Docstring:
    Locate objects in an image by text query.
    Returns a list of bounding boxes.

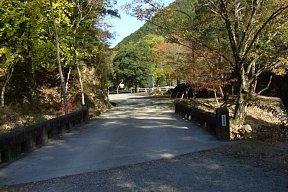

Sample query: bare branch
[240,3,288,64]
[256,60,282,77]
[174,9,192,20]
[239,0,259,51]
[257,74,273,95]
[217,0,241,66]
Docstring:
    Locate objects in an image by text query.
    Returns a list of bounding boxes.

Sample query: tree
[113,41,152,90]
[1,0,67,108]
[126,0,288,127]
[38,0,116,112]
[203,0,288,126]
[143,34,169,87]
[0,0,116,113]
[48,0,69,114]
[0,0,44,107]
[66,0,117,105]
[0,49,15,108]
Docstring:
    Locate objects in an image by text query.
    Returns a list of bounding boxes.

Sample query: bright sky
[108,0,175,47]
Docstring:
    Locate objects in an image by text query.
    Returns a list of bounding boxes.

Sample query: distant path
[0,93,225,186]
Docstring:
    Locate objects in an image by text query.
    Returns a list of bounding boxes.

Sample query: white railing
[137,86,174,93]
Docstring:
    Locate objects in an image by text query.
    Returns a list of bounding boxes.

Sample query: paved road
[0,93,226,186]
[4,148,288,192]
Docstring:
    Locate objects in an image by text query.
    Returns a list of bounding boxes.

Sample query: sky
[107,0,175,47]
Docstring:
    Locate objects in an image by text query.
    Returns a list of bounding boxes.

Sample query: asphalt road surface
[0,93,226,186]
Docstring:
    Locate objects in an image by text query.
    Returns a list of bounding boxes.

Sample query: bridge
[0,93,225,186]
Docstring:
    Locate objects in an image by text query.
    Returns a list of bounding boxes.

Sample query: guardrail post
[215,107,230,140]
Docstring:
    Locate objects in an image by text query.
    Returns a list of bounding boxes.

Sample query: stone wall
[0,107,89,167]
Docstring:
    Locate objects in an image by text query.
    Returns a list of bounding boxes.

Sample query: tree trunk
[76,60,85,105]
[27,61,39,107]
[233,85,248,127]
[213,88,220,107]
[1,85,6,108]
[65,67,72,93]
[1,67,14,107]
[49,0,68,115]
[71,0,85,106]
[116,80,123,94]
[257,75,273,95]
[71,46,85,106]
[219,86,224,98]
[234,62,258,127]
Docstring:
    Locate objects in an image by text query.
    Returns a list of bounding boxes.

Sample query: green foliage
[113,40,153,88]
[113,33,172,89]
[124,0,288,126]
[0,0,117,108]
[118,22,158,47]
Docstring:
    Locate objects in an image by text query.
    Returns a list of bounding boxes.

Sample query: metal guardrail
[108,87,174,94]
[138,86,174,93]
[0,107,89,167]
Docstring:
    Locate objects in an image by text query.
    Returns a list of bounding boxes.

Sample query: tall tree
[48,0,69,114]
[126,0,288,127]
[0,0,42,107]
[58,0,118,106]
[0,0,116,113]
[113,41,152,90]
[203,0,288,126]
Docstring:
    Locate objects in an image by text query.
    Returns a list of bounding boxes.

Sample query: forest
[113,0,288,139]
[0,0,118,133]
[1,0,288,140]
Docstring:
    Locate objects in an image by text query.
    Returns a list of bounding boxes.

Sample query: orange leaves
[154,43,166,51]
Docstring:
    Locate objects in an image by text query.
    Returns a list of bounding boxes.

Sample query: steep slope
[116,0,190,47]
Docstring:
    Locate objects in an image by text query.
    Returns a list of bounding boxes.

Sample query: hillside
[117,22,157,47]
[0,0,115,134]
[115,0,288,110]
[116,0,197,47]
[112,0,288,141]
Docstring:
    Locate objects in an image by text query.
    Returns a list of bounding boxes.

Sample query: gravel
[2,142,288,192]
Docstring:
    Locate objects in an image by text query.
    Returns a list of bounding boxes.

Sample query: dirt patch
[215,140,288,174]
[0,105,58,136]
[0,98,109,137]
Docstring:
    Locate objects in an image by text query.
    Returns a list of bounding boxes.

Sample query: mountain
[115,22,157,47]
[115,0,193,48]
